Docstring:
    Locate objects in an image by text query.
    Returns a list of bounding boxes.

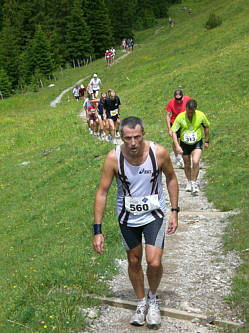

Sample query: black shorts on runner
[180,139,203,155]
[119,218,165,251]
[93,89,99,94]
[89,114,97,121]
[170,122,180,138]
[106,112,119,122]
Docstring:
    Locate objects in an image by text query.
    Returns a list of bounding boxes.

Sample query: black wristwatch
[171,207,180,213]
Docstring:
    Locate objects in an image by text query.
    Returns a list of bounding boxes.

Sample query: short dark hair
[186,99,197,110]
[120,117,144,135]
[174,89,183,98]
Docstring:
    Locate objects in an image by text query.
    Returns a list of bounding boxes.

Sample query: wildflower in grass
[13,285,17,288]
[43,324,47,328]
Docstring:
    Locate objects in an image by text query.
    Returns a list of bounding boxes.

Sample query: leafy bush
[205,12,222,29]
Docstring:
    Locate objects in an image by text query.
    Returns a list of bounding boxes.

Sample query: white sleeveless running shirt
[115,142,166,227]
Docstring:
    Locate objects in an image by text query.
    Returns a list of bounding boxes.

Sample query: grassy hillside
[0,0,248,331]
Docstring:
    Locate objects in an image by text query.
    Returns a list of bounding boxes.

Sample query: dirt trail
[81,142,242,332]
[50,51,130,108]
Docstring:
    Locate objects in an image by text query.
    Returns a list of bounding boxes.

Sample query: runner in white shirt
[90,74,103,98]
[93,116,179,329]
[110,47,116,63]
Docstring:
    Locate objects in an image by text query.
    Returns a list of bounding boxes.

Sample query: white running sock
[138,297,146,306]
[148,290,157,299]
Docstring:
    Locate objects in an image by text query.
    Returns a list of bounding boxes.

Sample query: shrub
[205,12,222,29]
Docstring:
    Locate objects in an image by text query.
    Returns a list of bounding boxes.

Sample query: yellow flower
[44,325,47,328]
[13,285,17,288]
[49,315,53,319]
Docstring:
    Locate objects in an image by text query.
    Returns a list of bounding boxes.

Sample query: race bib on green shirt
[184,131,198,144]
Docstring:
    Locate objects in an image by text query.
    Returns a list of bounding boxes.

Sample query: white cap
[93,73,97,78]
[80,84,84,88]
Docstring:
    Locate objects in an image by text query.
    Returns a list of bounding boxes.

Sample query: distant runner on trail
[93,117,179,329]
[103,90,121,145]
[72,84,80,101]
[90,73,103,98]
[171,99,210,195]
[166,90,191,168]
[105,49,112,67]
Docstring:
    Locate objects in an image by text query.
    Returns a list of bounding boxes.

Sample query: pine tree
[30,25,54,77]
[0,19,20,88]
[45,0,73,66]
[0,68,12,98]
[65,0,93,64]
[136,0,156,29]
[105,0,135,43]
[86,0,114,58]
[153,0,169,18]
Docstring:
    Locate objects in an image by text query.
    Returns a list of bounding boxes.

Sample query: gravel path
[81,148,242,332]
[49,51,130,107]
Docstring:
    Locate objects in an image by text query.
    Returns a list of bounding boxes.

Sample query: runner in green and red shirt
[171,99,210,195]
[166,90,191,168]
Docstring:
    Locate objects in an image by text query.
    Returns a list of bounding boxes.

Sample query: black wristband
[205,140,209,143]
[171,207,180,213]
[93,224,102,235]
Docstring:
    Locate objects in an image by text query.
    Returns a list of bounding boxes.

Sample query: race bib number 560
[125,195,160,215]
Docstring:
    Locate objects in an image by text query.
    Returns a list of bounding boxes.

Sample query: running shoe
[112,138,118,145]
[146,294,161,329]
[185,181,192,192]
[115,131,120,138]
[176,156,184,168]
[89,129,93,135]
[130,303,147,326]
[191,181,199,195]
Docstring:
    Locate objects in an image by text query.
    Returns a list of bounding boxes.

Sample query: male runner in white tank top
[93,117,179,329]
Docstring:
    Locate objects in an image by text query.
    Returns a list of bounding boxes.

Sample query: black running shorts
[119,218,165,251]
[180,139,203,155]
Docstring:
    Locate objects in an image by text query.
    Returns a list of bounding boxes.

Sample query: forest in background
[0,0,181,97]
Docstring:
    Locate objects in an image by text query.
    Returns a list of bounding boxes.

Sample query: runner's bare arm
[93,150,117,254]
[166,112,172,134]
[172,132,183,154]
[156,145,179,235]
[204,127,209,150]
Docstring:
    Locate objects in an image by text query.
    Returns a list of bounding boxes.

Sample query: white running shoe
[115,131,120,138]
[191,181,199,196]
[176,156,184,168]
[89,129,93,135]
[93,131,97,136]
[112,138,118,145]
[105,135,109,142]
[130,303,147,326]
[146,295,161,329]
[185,181,192,192]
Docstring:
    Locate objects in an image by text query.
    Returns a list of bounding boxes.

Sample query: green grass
[0,0,249,331]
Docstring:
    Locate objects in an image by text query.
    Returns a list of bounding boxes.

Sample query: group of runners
[121,38,134,52]
[105,47,116,66]
[81,74,121,145]
[92,87,210,329]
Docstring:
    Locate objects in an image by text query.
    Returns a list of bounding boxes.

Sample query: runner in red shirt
[105,49,112,67]
[166,90,191,167]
